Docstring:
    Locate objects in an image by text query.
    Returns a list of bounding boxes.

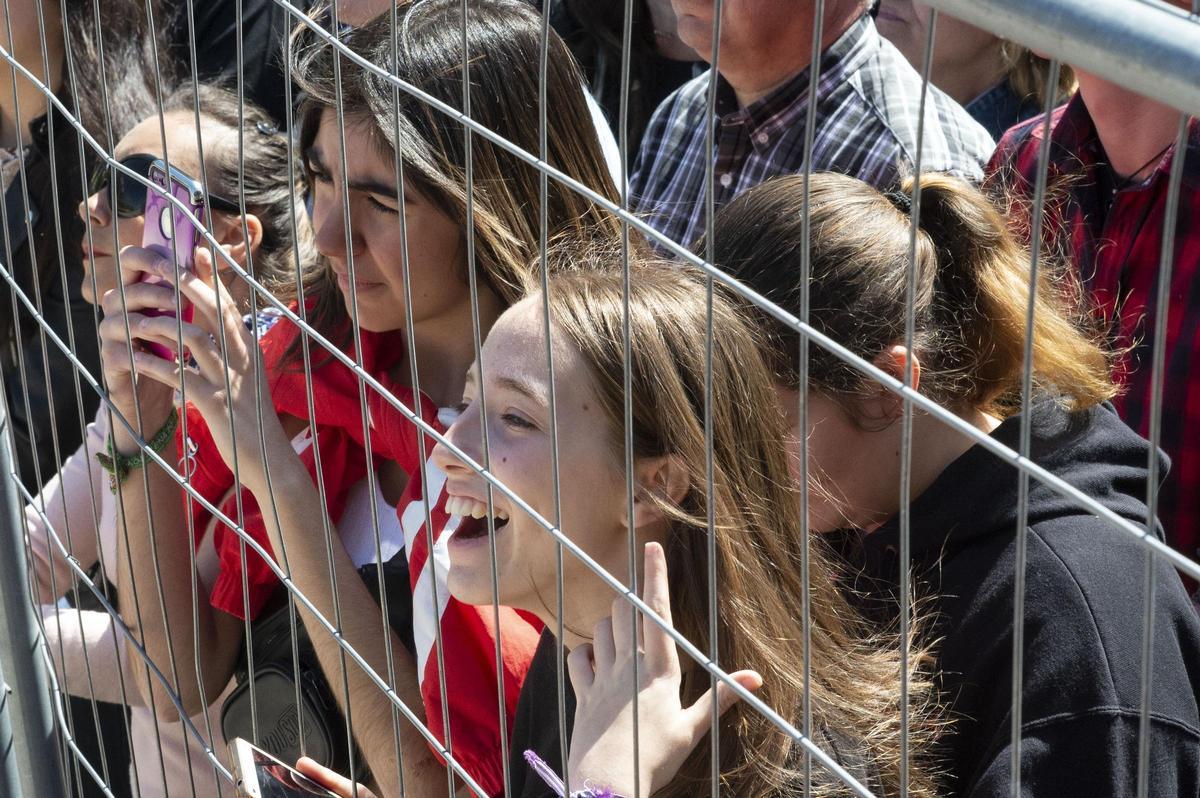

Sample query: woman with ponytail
[706,172,1200,796]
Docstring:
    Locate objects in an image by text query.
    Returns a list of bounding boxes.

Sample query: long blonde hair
[545,254,940,797]
[1000,43,1077,111]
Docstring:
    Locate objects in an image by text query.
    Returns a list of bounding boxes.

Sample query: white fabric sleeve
[24,411,110,606]
[40,604,143,706]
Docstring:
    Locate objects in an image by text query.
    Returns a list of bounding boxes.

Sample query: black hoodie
[835,401,1200,796]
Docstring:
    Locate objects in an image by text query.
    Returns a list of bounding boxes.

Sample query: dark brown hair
[161,83,320,300]
[701,171,1115,417]
[289,0,622,350]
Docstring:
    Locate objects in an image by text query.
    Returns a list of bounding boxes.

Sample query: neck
[531,527,667,651]
[727,4,862,107]
[404,288,504,407]
[1077,72,1183,180]
[937,42,1006,107]
[845,407,1000,531]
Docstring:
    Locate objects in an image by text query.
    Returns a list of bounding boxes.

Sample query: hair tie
[256,120,279,136]
[886,189,914,215]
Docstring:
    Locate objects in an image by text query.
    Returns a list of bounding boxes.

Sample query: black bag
[219,599,354,774]
[219,553,415,776]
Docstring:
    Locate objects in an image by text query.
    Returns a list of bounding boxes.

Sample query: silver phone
[229,738,340,798]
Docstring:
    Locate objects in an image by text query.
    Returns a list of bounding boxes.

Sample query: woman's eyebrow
[347,176,399,200]
[495,375,546,405]
[303,146,325,169]
[304,145,398,199]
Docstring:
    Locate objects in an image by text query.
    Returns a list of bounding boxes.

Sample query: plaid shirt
[629,14,995,251]
[988,96,1200,567]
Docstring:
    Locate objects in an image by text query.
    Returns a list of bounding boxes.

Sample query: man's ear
[870,344,921,420]
[626,454,690,531]
[212,212,264,271]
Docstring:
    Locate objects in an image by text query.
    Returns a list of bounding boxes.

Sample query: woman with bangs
[98,2,622,795]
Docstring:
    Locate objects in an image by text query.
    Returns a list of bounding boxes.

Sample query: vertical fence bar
[899,11,941,797]
[0,397,66,798]
[1009,57,1064,798]
[0,643,23,798]
[797,1,824,792]
[616,2,640,797]
[701,3,723,794]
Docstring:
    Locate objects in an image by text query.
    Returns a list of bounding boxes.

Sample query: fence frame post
[0,397,67,798]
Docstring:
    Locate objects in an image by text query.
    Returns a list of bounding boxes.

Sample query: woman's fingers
[175,248,249,349]
[683,669,763,750]
[567,642,596,694]
[129,316,227,379]
[125,243,249,362]
[591,616,616,674]
[640,542,675,671]
[115,244,172,284]
[294,757,377,798]
[128,350,213,404]
[99,281,181,319]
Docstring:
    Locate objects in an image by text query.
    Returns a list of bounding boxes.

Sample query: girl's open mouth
[446,496,510,542]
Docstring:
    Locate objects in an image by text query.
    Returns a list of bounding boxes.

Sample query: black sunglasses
[88,153,242,218]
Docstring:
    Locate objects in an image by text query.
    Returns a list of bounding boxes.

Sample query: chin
[674,17,712,54]
[447,555,504,607]
[341,299,402,335]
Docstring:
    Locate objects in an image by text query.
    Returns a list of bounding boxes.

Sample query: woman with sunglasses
[100,4,622,796]
[25,82,319,798]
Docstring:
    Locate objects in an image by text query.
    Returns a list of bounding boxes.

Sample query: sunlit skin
[306,110,503,404]
[432,298,643,644]
[670,0,864,105]
[78,111,251,305]
[874,0,1005,106]
[328,0,398,27]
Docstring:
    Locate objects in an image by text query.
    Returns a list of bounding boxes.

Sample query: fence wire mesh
[0,1,1198,797]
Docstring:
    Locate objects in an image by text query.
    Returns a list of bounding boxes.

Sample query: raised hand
[566,542,763,796]
[96,247,183,454]
[100,243,286,487]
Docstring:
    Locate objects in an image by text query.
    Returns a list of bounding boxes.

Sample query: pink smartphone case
[139,165,201,360]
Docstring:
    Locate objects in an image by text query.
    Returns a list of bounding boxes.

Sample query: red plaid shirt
[988,96,1200,568]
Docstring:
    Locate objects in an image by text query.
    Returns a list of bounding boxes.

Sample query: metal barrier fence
[0,0,1197,797]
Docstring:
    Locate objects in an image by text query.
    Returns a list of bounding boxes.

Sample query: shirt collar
[712,14,876,144]
[1053,93,1200,188]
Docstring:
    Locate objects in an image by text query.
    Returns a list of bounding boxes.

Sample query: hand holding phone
[139,158,202,360]
[230,738,341,798]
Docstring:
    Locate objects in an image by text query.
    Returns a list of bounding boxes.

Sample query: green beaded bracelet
[96,409,179,493]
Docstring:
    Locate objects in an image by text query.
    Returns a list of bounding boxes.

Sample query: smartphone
[229,738,339,798]
[139,158,202,360]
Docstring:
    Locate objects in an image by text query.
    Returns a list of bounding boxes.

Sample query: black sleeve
[967,711,1200,797]
[507,630,575,798]
[5,284,100,493]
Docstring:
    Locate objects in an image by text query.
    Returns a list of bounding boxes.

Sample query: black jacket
[1,102,101,493]
[836,401,1200,796]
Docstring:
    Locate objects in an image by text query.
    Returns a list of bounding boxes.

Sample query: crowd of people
[2,1,1198,797]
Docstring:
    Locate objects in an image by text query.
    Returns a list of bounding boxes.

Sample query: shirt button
[755,132,769,145]
[719,173,733,187]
